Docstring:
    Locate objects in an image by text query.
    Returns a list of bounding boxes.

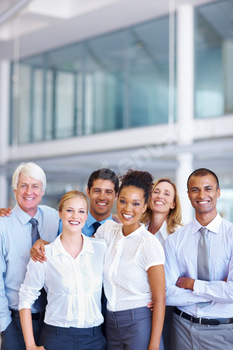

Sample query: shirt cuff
[193,279,207,295]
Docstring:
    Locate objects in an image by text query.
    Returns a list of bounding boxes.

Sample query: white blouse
[19,234,106,328]
[95,221,165,312]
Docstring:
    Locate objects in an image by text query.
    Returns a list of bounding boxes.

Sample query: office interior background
[0,0,232,223]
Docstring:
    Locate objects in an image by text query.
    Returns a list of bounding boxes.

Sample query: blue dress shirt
[82,211,113,237]
[164,214,233,318]
[0,204,60,332]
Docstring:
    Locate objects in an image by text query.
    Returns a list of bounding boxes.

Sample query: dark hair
[119,169,153,204]
[187,168,220,190]
[87,168,119,193]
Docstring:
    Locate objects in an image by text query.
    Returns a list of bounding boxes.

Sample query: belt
[174,307,233,326]
[10,309,45,321]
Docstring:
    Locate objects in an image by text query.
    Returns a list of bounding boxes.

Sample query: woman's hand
[148,341,160,350]
[26,346,45,350]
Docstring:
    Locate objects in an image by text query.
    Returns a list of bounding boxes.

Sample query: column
[222,40,233,113]
[176,5,194,223]
[0,60,10,207]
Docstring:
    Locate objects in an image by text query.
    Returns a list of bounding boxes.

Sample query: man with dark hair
[18,168,118,262]
[186,167,220,190]
[84,168,119,237]
[164,168,233,350]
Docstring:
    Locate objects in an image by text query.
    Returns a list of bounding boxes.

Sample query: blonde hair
[141,178,182,234]
[58,191,88,212]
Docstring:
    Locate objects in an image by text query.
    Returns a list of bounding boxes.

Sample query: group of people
[0,162,232,350]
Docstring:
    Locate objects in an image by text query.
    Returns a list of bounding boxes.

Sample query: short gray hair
[12,162,46,191]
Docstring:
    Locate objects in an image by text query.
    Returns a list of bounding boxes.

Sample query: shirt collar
[13,203,41,226]
[192,213,222,235]
[120,223,146,238]
[159,221,169,241]
[51,233,95,257]
[86,211,112,228]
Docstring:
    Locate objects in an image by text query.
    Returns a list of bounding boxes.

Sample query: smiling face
[14,173,45,217]
[150,181,175,217]
[188,174,220,224]
[87,179,117,221]
[59,197,88,234]
[117,186,147,236]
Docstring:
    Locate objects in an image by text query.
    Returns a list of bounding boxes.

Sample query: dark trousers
[162,306,174,350]
[106,307,153,350]
[1,317,43,350]
[40,323,106,350]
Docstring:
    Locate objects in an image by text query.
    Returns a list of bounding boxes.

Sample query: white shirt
[19,234,106,328]
[164,213,233,318]
[146,221,169,245]
[95,221,165,312]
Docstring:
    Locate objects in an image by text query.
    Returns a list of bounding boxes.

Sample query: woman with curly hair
[95,170,166,350]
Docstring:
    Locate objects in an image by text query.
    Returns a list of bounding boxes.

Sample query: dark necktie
[29,218,47,312]
[93,221,101,233]
[29,218,40,245]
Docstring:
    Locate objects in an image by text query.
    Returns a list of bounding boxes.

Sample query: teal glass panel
[18,64,31,144]
[195,0,233,118]
[83,31,125,134]
[128,16,173,127]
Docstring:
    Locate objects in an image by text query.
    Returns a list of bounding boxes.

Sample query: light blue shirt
[164,213,233,318]
[0,204,60,332]
[82,211,113,237]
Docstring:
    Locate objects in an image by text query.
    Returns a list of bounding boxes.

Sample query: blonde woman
[19,191,106,350]
[141,178,182,244]
[141,178,182,350]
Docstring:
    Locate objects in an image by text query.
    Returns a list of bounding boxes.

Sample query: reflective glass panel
[195,0,233,118]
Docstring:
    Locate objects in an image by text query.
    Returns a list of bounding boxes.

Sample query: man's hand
[176,276,195,291]
[0,207,12,217]
[31,239,48,263]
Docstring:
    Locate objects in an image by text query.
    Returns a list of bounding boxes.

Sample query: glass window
[10,14,174,144]
[128,17,173,127]
[83,31,125,134]
[195,0,233,118]
[18,64,31,144]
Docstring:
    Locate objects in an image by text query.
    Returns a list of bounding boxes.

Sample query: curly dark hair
[119,169,153,204]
